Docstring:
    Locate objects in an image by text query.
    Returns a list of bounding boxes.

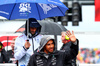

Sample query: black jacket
[60,39,79,66]
[28,38,78,66]
[7,50,14,58]
[7,50,14,63]
[7,50,18,65]
[0,49,9,63]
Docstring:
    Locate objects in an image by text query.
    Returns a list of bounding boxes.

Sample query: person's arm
[14,37,27,60]
[63,39,79,61]
[63,30,79,60]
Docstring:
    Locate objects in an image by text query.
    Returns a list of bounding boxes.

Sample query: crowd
[0,18,79,66]
[1,18,100,66]
[77,48,100,64]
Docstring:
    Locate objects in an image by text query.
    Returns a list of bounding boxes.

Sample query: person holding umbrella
[14,18,42,66]
[28,30,79,66]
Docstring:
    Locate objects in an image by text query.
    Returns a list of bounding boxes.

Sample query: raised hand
[66,30,76,43]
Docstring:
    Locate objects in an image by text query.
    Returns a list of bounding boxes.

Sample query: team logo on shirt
[51,55,57,65]
[36,56,43,66]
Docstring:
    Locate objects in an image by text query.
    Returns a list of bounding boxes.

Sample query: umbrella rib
[50,22,56,35]
[44,21,46,35]
[36,3,41,20]
[57,6,65,16]
[9,3,16,20]
[57,23,63,30]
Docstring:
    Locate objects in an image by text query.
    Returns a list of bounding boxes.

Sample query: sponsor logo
[38,3,57,14]
[19,3,31,13]
[19,3,31,16]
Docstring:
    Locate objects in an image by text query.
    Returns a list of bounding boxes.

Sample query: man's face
[44,40,54,54]
[61,33,68,44]
[30,27,37,35]
[11,40,15,50]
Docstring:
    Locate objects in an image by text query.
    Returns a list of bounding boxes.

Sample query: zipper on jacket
[32,38,34,53]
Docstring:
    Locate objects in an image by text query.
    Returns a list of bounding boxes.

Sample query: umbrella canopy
[15,21,67,35]
[0,0,68,20]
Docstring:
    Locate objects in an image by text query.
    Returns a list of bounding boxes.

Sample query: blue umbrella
[0,0,68,20]
[0,0,68,41]
[0,0,68,51]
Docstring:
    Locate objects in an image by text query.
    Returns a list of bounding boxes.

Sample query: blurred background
[0,0,100,65]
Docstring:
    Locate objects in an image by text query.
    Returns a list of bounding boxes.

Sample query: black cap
[28,18,40,28]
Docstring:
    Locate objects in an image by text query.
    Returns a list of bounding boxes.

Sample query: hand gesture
[66,30,76,43]
[24,41,31,49]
